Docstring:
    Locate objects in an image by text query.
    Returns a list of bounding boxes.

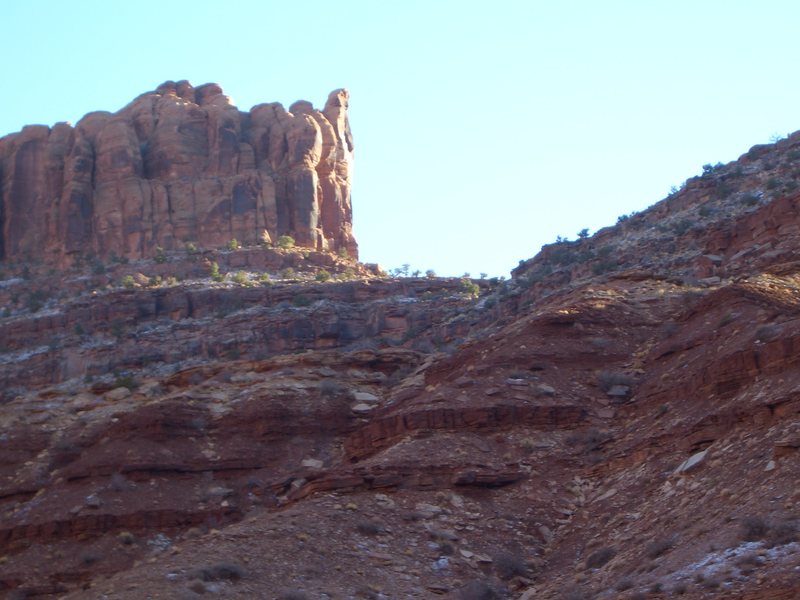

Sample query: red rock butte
[0,80,357,265]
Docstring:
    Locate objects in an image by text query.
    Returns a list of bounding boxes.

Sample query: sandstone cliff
[0,81,357,264]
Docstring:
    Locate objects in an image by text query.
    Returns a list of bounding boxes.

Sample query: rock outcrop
[0,81,357,264]
[7,98,800,599]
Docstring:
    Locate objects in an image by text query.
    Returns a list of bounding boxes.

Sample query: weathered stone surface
[674,449,708,474]
[0,81,357,264]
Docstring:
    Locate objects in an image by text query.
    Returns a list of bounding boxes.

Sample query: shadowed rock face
[0,81,357,264]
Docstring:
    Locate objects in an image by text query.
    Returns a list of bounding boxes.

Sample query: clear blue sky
[3,1,800,276]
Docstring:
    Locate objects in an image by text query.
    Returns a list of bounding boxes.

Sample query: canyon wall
[0,81,357,264]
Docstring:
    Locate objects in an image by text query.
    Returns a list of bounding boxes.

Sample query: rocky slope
[0,81,357,266]
[2,101,800,599]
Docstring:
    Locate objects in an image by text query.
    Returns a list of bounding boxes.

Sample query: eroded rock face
[0,81,357,264]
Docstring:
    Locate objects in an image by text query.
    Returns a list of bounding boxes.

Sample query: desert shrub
[121,275,135,289]
[319,379,344,397]
[209,261,224,282]
[671,219,694,235]
[226,238,241,251]
[191,562,246,582]
[425,269,436,279]
[592,260,617,275]
[567,428,613,452]
[185,241,198,254]
[615,578,634,591]
[315,269,332,282]
[740,516,770,541]
[597,371,634,392]
[550,244,583,266]
[91,260,106,274]
[585,546,616,569]
[356,520,385,536]
[741,192,760,206]
[293,295,311,308]
[148,275,162,287]
[232,271,249,285]
[113,375,138,390]
[154,246,167,263]
[765,520,798,546]
[461,278,480,298]
[26,290,49,313]
[698,204,713,217]
[458,579,503,600]
[276,235,295,249]
[493,550,529,580]
[281,267,296,279]
[737,515,799,546]
[278,593,309,600]
[118,531,135,545]
[702,162,724,176]
[109,472,134,491]
[714,181,735,199]
[755,323,782,341]
[645,538,675,558]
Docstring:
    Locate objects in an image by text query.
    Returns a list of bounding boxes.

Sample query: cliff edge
[0,81,357,264]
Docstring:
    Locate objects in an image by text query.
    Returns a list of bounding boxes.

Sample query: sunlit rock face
[0,82,357,264]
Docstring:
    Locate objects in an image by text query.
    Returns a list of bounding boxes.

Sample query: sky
[3,1,800,277]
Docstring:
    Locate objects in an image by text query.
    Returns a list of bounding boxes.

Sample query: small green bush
[154,246,167,264]
[232,271,249,285]
[210,261,224,282]
[121,275,136,289]
[276,235,295,249]
[315,269,332,282]
[461,278,480,298]
[113,375,138,390]
[226,238,241,251]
